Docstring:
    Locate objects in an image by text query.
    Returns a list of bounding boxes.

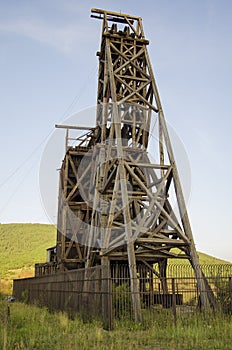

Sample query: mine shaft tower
[55,9,214,320]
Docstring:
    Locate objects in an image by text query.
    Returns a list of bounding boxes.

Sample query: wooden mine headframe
[55,9,215,320]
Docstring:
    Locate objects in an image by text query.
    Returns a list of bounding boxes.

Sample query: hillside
[0,223,56,275]
[0,223,56,294]
[0,223,230,294]
[168,249,230,266]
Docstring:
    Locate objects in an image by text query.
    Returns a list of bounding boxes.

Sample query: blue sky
[0,0,231,262]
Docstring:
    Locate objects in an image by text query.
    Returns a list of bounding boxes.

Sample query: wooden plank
[103,167,120,249]
[55,124,94,130]
[112,44,149,78]
[141,259,160,278]
[136,237,186,244]
[91,8,141,21]
[66,161,91,201]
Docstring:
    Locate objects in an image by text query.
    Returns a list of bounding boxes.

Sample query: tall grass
[0,300,231,350]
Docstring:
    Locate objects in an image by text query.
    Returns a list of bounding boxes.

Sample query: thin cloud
[0,18,95,56]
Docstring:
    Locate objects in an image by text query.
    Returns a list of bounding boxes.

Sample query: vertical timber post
[172,278,177,326]
[101,257,113,330]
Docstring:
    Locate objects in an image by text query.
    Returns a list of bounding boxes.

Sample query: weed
[0,301,231,350]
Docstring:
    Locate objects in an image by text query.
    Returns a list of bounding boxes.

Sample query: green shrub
[112,283,133,319]
[213,277,232,314]
[21,290,29,304]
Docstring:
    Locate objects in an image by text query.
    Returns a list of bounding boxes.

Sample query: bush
[213,277,232,314]
[113,283,133,319]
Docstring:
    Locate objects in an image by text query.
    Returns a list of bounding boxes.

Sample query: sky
[0,0,231,262]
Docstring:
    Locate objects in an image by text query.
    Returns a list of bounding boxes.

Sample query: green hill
[0,223,230,294]
[0,223,56,293]
[168,249,230,266]
[0,223,56,275]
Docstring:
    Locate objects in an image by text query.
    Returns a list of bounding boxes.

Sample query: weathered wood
[55,124,94,130]
[91,8,141,21]
[105,34,142,320]
[101,257,113,330]
[53,8,217,317]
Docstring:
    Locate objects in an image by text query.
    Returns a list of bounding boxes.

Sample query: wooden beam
[91,8,141,21]
[55,124,95,130]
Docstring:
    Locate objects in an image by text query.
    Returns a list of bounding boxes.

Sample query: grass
[168,247,231,266]
[0,224,231,349]
[0,298,231,350]
[0,223,56,294]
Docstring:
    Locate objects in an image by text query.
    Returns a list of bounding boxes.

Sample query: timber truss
[55,9,216,319]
